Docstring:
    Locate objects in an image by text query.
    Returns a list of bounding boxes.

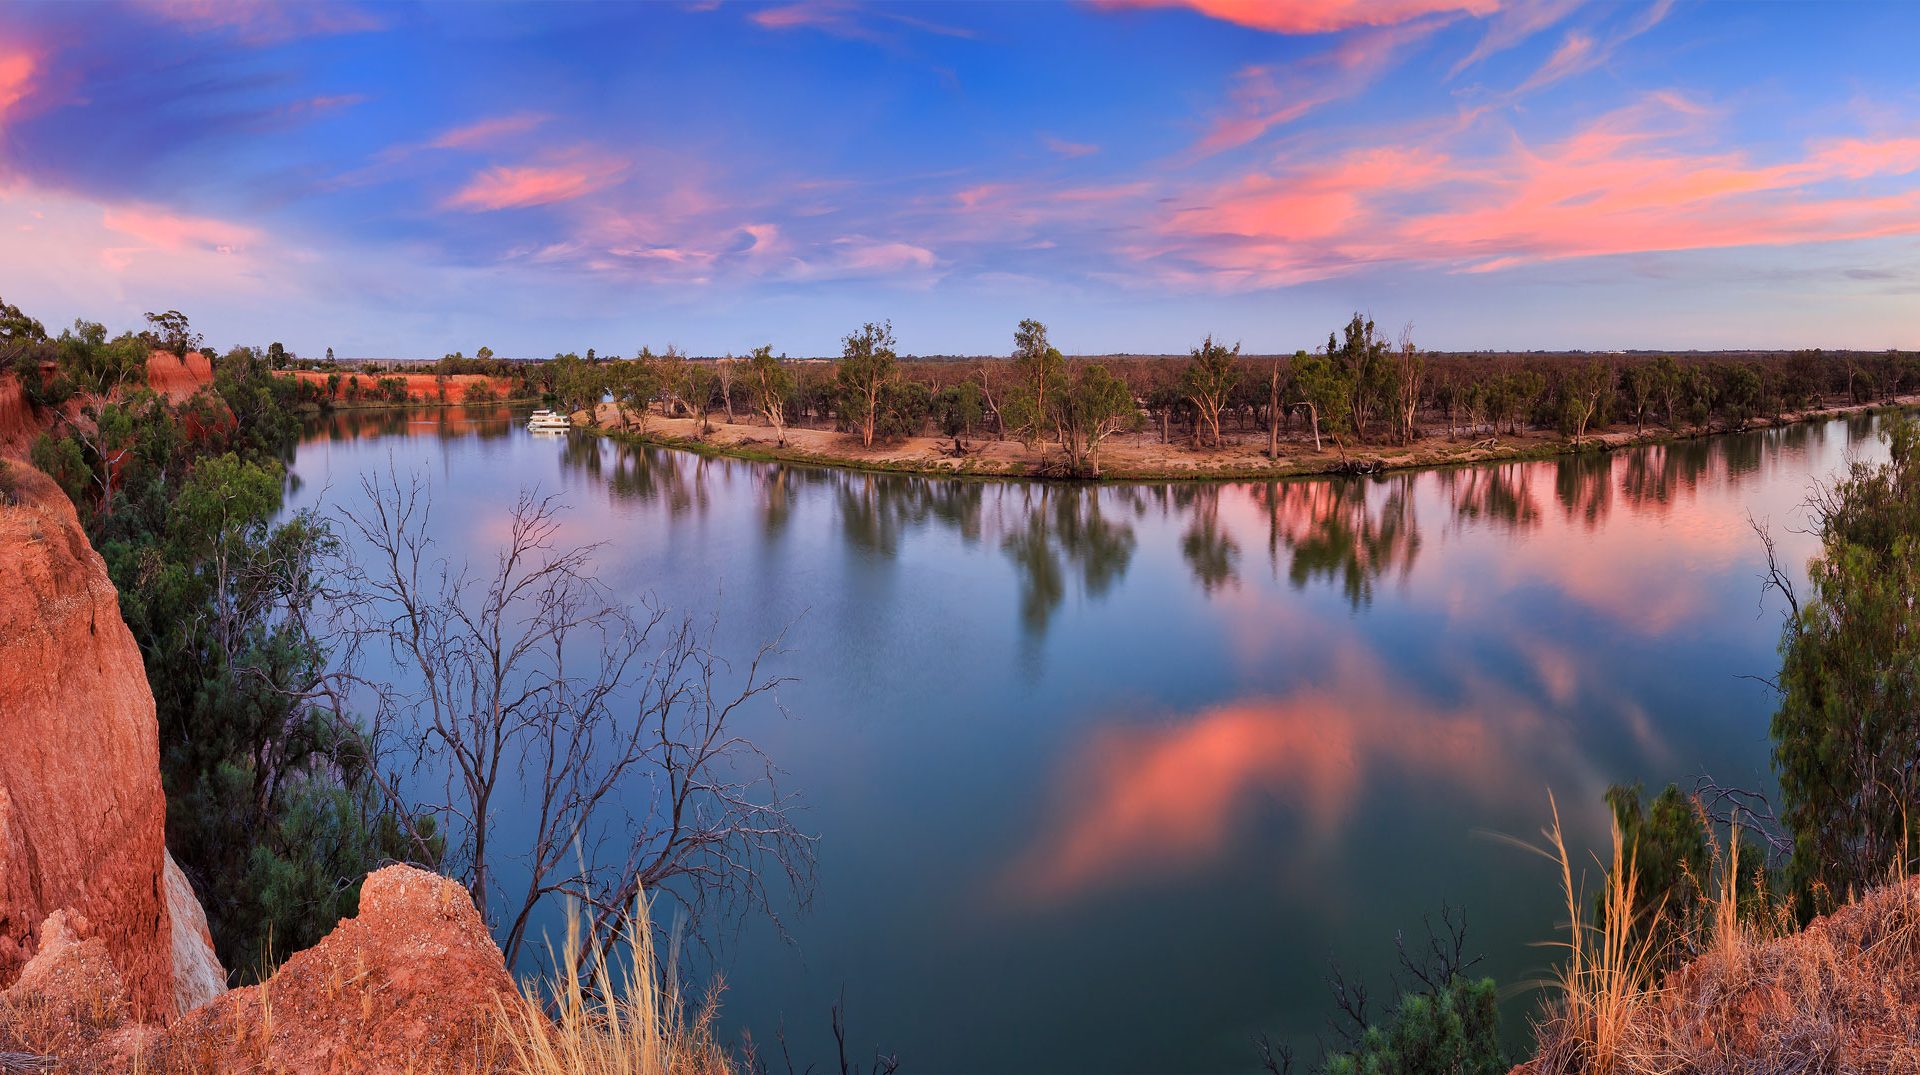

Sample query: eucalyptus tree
[42,325,152,519]
[835,320,899,448]
[1006,318,1066,448]
[609,349,662,430]
[1328,314,1391,443]
[1559,361,1614,442]
[1182,334,1240,447]
[1290,348,1351,453]
[935,379,986,450]
[144,308,202,359]
[1056,363,1139,476]
[747,344,792,445]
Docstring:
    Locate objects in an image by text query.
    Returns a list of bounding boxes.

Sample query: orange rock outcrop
[0,463,178,1020]
[2,866,521,1073]
[142,351,213,403]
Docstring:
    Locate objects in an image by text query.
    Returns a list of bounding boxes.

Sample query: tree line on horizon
[409,316,1919,476]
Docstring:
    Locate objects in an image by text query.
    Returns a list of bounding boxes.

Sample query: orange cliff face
[3,865,523,1072]
[0,462,221,1021]
[0,372,34,454]
[144,349,214,403]
[279,368,517,403]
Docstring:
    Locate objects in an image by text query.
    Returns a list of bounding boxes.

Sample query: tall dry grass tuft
[1514,793,1664,1075]
[500,891,735,1075]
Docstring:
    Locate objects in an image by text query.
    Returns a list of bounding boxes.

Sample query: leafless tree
[331,467,814,968]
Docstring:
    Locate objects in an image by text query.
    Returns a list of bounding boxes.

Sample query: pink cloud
[1095,0,1497,35]
[0,50,34,127]
[1002,645,1555,903]
[430,112,550,150]
[1148,95,1920,286]
[828,236,936,272]
[101,205,259,252]
[444,155,628,212]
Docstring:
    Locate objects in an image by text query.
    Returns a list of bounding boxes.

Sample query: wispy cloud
[1042,134,1100,158]
[750,1,975,43]
[138,0,385,44]
[1511,0,1673,96]
[1094,0,1496,35]
[1448,0,1584,77]
[444,154,630,212]
[429,112,550,150]
[1189,20,1442,157]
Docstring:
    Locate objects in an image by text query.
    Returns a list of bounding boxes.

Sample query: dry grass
[499,893,736,1075]
[1518,794,1920,1075]
[1514,793,1665,1075]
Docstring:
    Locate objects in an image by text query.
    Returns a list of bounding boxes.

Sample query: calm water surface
[284,407,1892,1074]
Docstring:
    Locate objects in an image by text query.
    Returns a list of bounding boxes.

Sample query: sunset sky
[3,0,1918,357]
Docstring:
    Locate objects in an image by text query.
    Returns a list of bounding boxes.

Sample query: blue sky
[2,0,1918,357]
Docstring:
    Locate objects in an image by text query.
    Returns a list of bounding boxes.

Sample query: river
[283,405,1888,1074]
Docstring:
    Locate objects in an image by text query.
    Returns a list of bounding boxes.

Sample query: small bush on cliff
[1261,907,1505,1075]
[1320,977,1505,1075]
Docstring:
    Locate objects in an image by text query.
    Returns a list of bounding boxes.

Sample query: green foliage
[1328,315,1392,444]
[143,309,201,359]
[1181,334,1240,446]
[1057,362,1139,475]
[1603,783,1710,970]
[1321,977,1505,1075]
[29,431,89,513]
[746,344,793,442]
[1005,318,1067,447]
[1773,415,1920,913]
[934,379,985,441]
[608,352,662,426]
[1292,348,1354,447]
[835,320,899,447]
[552,351,606,414]
[876,378,931,439]
[0,295,47,343]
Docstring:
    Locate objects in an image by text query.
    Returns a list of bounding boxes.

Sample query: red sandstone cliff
[0,463,189,1020]
[2,866,521,1073]
[143,351,214,404]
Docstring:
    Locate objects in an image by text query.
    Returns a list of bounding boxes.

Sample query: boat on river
[526,409,571,433]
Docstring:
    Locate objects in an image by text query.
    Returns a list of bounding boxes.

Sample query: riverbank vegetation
[540,314,1917,479]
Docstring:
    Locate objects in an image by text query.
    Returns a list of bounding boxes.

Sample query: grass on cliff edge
[500,892,735,1075]
[1514,794,1920,1075]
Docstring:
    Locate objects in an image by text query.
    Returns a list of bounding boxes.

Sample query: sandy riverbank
[576,395,1920,482]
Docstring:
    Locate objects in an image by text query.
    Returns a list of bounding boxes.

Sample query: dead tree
[332,468,814,970]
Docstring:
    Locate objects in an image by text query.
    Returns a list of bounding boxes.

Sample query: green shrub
[1322,977,1505,1075]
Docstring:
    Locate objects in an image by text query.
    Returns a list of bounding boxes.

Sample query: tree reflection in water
[1252,477,1420,608]
[999,485,1136,638]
